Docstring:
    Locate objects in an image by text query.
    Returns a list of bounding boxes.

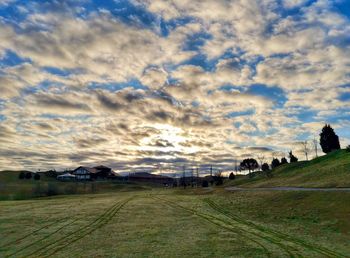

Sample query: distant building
[57,173,76,181]
[72,166,118,180]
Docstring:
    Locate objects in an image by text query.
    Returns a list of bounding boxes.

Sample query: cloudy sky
[0,0,349,174]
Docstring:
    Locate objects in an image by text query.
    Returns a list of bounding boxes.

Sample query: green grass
[0,189,349,257]
[228,149,350,188]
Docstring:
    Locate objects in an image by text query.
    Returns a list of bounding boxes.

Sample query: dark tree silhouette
[320,124,340,153]
[281,157,288,164]
[271,158,281,169]
[261,163,272,177]
[18,172,25,179]
[213,171,224,185]
[261,163,270,171]
[228,172,235,180]
[346,145,350,152]
[202,180,209,187]
[34,173,41,180]
[25,172,32,179]
[240,158,259,175]
[289,151,298,162]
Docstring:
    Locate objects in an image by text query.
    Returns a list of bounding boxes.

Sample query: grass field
[1,188,349,257]
[0,171,149,200]
[228,150,350,188]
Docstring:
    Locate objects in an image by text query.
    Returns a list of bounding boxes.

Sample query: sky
[0,0,349,175]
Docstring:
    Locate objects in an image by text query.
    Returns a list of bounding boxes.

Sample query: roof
[57,173,76,178]
[73,166,98,174]
[94,165,111,170]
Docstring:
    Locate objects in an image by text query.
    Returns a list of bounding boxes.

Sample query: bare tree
[257,155,265,170]
[312,136,319,158]
[301,140,310,161]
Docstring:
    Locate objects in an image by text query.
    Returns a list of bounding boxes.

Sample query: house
[72,167,97,180]
[72,165,118,180]
[57,173,76,181]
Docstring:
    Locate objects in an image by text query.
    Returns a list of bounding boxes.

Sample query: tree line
[236,124,342,177]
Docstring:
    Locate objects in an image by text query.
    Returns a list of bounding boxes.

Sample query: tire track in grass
[0,217,68,249]
[26,197,133,258]
[204,198,348,258]
[0,198,90,249]
[4,218,80,257]
[151,196,274,258]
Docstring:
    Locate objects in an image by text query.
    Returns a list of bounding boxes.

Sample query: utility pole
[191,168,194,187]
[182,165,186,189]
[210,165,213,177]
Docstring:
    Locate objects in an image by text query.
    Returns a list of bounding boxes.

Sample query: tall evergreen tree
[320,124,340,153]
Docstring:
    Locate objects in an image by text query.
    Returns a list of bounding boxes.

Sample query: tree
[257,155,265,170]
[202,180,209,187]
[301,140,310,161]
[213,171,224,185]
[320,124,341,153]
[240,158,259,175]
[34,173,41,180]
[289,151,298,163]
[346,145,350,152]
[228,172,235,180]
[261,163,272,177]
[281,157,288,164]
[271,158,281,169]
[18,172,25,179]
[25,172,32,179]
[261,163,269,172]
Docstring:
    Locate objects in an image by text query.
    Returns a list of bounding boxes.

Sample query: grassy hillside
[229,149,350,188]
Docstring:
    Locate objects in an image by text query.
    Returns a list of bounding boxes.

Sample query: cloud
[0,0,349,171]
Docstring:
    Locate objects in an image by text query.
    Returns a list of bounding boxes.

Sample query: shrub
[228,172,235,180]
[34,173,41,180]
[281,157,288,164]
[18,172,25,179]
[202,180,209,187]
[346,145,350,152]
[25,172,32,179]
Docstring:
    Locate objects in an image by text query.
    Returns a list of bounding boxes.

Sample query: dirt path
[226,187,350,192]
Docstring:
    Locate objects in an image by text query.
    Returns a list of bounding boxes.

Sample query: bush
[202,180,209,187]
[25,172,32,179]
[228,172,235,180]
[34,173,41,180]
[281,157,288,164]
[346,145,350,152]
[18,172,25,179]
